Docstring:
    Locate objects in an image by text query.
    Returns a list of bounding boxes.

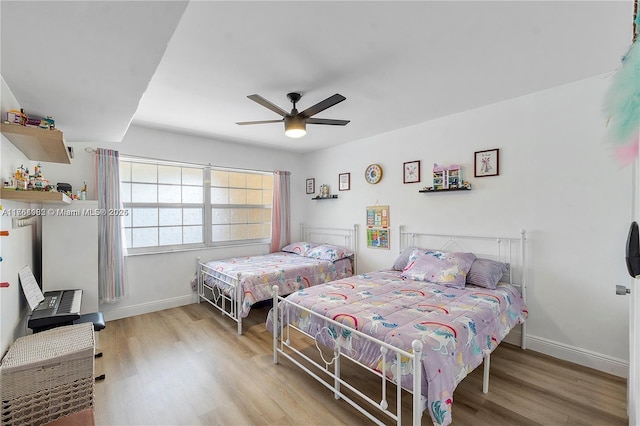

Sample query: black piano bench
[73,312,106,381]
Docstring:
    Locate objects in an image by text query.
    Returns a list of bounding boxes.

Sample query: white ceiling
[1,1,634,154]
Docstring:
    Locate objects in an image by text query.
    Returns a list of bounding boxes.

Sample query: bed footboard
[198,261,244,334]
[271,285,425,425]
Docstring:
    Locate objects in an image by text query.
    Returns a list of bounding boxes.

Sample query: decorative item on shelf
[338,172,350,191]
[474,148,499,177]
[419,183,471,193]
[9,163,50,191]
[422,162,471,192]
[306,178,315,194]
[319,184,331,198]
[5,109,27,126]
[432,163,446,190]
[38,116,55,130]
[312,184,338,199]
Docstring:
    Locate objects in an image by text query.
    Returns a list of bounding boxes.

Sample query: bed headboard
[301,224,359,272]
[398,225,527,300]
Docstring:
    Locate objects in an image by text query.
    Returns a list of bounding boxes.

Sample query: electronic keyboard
[28,289,83,332]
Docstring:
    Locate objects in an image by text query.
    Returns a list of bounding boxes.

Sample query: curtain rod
[84,147,274,174]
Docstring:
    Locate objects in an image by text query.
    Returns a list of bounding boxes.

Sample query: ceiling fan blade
[236,119,283,125]
[247,94,288,117]
[306,118,350,126]
[300,94,346,118]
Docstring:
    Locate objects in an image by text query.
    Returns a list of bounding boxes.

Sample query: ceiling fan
[236,92,350,138]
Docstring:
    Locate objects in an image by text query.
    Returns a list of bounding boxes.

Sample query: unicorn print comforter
[202,252,353,318]
[267,270,527,426]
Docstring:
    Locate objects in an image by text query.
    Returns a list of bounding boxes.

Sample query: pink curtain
[270,171,291,252]
[95,148,126,303]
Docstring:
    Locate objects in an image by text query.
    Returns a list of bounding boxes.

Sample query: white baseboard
[504,330,629,378]
[101,294,198,322]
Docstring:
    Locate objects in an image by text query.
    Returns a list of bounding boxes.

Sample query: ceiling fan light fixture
[284,115,306,138]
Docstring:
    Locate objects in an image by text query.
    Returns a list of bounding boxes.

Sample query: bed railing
[271,285,425,425]
[198,262,244,334]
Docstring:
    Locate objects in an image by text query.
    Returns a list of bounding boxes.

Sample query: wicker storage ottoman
[0,323,95,426]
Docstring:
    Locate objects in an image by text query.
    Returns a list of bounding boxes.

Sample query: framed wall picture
[338,173,350,191]
[306,178,315,194]
[403,160,420,183]
[474,148,500,177]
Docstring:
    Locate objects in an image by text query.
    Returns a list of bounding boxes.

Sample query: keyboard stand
[73,312,106,382]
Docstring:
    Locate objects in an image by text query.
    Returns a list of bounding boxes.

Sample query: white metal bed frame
[197,224,358,335]
[271,226,527,425]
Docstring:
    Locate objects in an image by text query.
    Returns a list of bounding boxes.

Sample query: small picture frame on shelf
[306,178,315,194]
[338,173,350,191]
[474,148,499,177]
[403,160,420,184]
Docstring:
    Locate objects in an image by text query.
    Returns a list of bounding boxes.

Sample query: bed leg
[196,256,201,304]
[483,350,491,394]
[272,285,279,365]
[412,340,423,426]
[334,351,341,400]
[237,281,243,335]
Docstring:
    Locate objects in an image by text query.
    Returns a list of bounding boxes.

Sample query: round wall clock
[365,163,383,184]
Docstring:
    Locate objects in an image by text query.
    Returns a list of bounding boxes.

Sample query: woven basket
[0,323,95,426]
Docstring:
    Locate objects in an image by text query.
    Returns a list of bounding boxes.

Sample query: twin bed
[197,224,358,334]
[267,226,528,426]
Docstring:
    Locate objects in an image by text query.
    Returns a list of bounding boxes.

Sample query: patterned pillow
[467,258,510,289]
[281,242,318,255]
[305,244,354,261]
[391,246,419,271]
[402,250,476,289]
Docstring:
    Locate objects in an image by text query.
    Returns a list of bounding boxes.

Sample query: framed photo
[338,173,350,191]
[403,160,420,184]
[474,148,500,177]
[305,178,315,194]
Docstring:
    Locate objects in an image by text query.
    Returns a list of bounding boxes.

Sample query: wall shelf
[311,195,338,200]
[419,187,471,193]
[1,122,71,164]
[0,189,71,204]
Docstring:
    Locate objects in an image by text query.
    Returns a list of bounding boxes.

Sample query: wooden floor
[94,303,628,426]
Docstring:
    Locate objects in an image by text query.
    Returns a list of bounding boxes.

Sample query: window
[120,158,272,253]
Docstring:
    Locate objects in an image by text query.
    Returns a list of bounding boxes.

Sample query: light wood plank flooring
[94,303,628,425]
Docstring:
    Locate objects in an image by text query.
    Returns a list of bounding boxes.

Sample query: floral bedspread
[267,270,527,426]
[202,252,353,317]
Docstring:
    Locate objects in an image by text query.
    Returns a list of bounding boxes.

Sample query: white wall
[301,75,631,376]
[1,79,41,356]
[40,125,306,321]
